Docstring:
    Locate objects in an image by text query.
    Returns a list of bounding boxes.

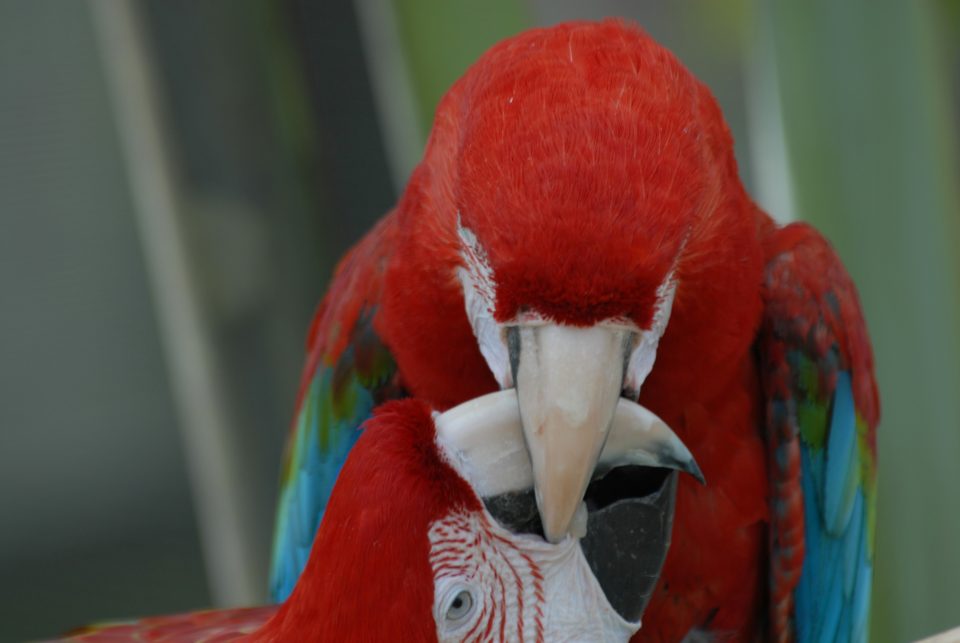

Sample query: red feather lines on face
[430,512,545,643]
[257,400,480,641]
[453,21,712,328]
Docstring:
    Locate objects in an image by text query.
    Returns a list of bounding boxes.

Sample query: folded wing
[759,223,880,643]
[269,216,402,601]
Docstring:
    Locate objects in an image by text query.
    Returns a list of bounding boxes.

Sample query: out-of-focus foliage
[766,1,960,639]
[392,0,529,135]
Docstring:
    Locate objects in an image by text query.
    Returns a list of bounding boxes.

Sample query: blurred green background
[0,1,957,641]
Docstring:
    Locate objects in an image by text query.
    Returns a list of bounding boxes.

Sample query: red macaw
[271,19,879,642]
[65,394,681,640]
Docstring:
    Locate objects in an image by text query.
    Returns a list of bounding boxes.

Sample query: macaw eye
[434,578,480,633]
[445,589,474,622]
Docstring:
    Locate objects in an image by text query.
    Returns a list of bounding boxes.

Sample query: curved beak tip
[687,458,706,486]
[663,442,705,486]
[668,439,705,486]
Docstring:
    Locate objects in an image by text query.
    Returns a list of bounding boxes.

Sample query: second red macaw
[64,393,674,641]
[271,19,879,643]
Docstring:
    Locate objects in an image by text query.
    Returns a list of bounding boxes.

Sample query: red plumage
[62,607,276,642]
[283,18,878,641]
[260,400,479,641]
[63,401,476,642]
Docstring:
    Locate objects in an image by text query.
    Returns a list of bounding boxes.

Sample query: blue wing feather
[761,223,879,643]
[794,372,872,643]
[269,216,400,602]
[269,314,397,602]
[823,373,858,536]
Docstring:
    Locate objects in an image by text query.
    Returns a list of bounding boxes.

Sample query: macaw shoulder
[761,221,879,426]
[270,210,403,602]
[298,213,399,395]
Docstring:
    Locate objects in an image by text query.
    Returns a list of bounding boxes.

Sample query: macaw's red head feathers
[384,19,764,407]
[455,22,703,328]
[394,20,756,330]
[379,20,764,548]
[259,399,480,641]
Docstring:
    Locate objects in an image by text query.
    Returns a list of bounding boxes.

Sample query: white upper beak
[435,382,703,537]
[513,325,632,542]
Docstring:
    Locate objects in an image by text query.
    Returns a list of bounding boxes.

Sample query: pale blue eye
[446,589,474,621]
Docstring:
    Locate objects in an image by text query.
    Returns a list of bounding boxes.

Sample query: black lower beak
[580,468,676,621]
[483,465,678,623]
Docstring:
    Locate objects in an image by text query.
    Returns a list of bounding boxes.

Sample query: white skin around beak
[430,510,640,643]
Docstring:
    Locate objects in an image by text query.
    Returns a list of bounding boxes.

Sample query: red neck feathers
[255,400,479,641]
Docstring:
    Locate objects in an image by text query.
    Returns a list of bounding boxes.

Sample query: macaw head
[260,395,698,640]
[384,18,762,555]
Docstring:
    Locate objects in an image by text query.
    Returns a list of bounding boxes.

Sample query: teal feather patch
[794,370,874,643]
[269,310,399,602]
[823,373,859,536]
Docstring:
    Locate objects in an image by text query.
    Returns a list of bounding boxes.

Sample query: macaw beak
[435,387,703,623]
[509,324,702,543]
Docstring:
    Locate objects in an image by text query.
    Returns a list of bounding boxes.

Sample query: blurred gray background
[1,1,958,641]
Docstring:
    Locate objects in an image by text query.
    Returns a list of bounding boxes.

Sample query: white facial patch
[456,217,512,387]
[622,274,677,398]
[457,215,679,398]
[429,511,640,643]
